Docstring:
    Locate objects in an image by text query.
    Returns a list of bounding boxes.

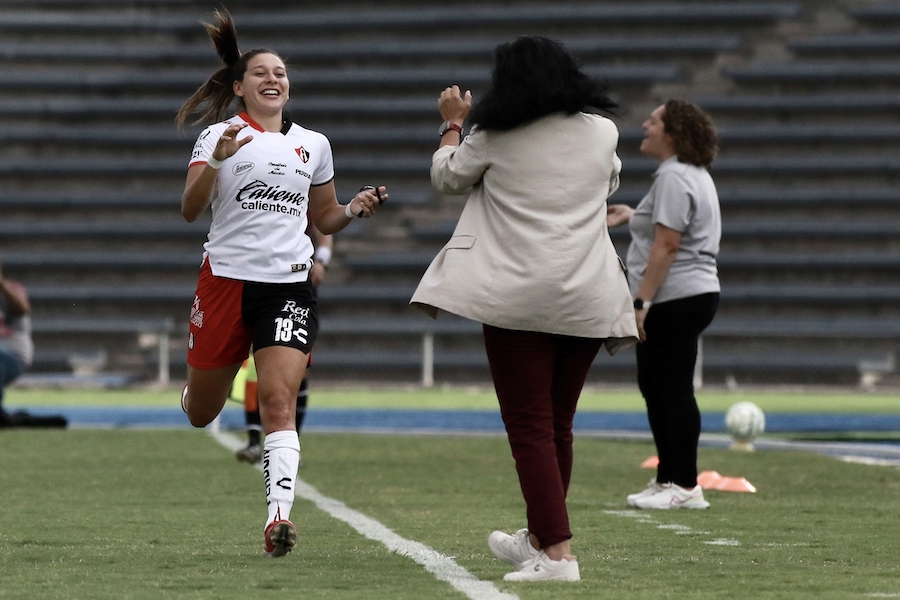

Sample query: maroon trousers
[483,324,603,548]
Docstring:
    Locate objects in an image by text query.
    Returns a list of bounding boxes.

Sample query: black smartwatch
[634,298,652,310]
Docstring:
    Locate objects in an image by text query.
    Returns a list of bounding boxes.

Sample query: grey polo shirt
[625,156,721,304]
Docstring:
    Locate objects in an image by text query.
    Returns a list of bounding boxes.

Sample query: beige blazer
[410,112,638,354]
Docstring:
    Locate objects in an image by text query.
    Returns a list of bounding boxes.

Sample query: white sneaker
[633,483,710,510]
[627,478,663,507]
[488,528,539,569]
[503,552,580,582]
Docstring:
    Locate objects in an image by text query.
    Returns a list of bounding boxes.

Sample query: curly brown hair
[661,99,718,167]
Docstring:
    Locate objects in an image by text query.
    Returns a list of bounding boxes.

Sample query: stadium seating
[692,93,900,113]
[2,0,899,387]
[849,2,900,22]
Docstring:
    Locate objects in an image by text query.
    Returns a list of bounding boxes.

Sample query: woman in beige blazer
[411,36,638,582]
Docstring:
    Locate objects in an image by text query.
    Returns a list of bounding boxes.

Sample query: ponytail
[176,9,280,128]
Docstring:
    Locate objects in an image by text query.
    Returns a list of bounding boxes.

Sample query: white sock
[263,430,301,526]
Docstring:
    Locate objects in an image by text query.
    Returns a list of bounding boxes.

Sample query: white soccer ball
[725,402,765,444]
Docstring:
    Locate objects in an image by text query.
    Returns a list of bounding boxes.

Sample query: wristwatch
[438,121,463,137]
[633,298,652,310]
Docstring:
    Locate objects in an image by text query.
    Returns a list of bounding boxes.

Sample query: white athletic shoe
[632,483,710,510]
[627,478,663,507]
[488,528,539,569]
[503,552,580,582]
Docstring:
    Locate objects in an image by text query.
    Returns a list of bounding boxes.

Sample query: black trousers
[636,292,719,488]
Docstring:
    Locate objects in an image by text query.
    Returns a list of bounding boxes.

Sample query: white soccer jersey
[189,111,335,283]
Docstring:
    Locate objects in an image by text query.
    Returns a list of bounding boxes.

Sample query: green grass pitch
[1,385,899,599]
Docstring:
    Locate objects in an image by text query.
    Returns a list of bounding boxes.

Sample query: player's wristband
[345,199,365,218]
[206,156,224,170]
[314,246,332,267]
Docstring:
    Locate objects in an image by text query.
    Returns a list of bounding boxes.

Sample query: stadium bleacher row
[2,0,899,388]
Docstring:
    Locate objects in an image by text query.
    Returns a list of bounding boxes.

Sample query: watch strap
[439,121,463,137]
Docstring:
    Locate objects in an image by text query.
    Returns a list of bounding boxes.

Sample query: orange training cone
[697,470,757,493]
[640,455,660,469]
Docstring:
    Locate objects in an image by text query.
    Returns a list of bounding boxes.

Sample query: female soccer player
[175,9,386,557]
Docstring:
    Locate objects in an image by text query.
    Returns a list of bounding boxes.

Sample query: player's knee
[187,412,215,428]
[182,388,220,428]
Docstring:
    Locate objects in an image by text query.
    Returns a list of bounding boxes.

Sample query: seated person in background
[0,262,67,428]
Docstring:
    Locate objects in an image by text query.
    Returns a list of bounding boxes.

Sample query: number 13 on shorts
[274,317,307,345]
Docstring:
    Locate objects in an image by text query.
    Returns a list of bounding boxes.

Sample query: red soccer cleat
[264,519,297,558]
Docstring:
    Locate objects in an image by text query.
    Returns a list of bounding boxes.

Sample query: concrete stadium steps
[0,2,802,33]
[851,1,900,22]
[3,0,900,386]
[28,120,900,151]
[0,35,743,65]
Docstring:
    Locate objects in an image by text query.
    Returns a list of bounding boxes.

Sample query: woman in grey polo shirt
[607,99,721,510]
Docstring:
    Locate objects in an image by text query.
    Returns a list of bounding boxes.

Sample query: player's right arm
[181,163,218,222]
[181,122,252,222]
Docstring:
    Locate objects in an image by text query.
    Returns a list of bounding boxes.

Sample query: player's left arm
[308,181,388,235]
[309,223,333,287]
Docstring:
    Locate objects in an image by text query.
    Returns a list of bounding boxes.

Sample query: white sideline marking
[838,455,900,468]
[705,538,741,546]
[657,524,692,533]
[211,430,519,600]
[604,510,729,544]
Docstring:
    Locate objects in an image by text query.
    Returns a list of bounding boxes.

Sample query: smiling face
[233,52,289,120]
[639,104,676,162]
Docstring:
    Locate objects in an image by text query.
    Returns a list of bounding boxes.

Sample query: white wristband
[206,156,224,170]
[344,201,357,218]
[313,246,332,267]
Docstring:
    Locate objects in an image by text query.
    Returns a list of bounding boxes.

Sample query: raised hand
[212,122,252,161]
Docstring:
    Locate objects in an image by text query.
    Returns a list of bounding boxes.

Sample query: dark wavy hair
[661,99,718,167]
[176,8,283,127]
[468,36,617,131]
